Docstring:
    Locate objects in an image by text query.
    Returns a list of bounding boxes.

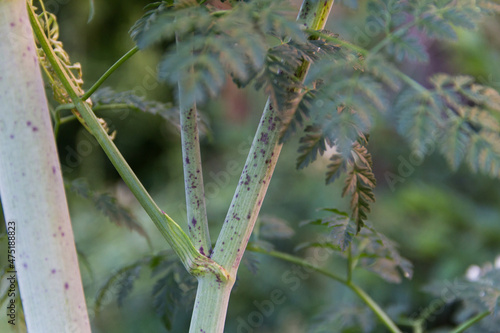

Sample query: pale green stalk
[0,1,90,331]
[189,1,336,332]
[177,32,211,255]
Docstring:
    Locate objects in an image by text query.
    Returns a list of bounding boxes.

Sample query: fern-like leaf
[365,55,402,90]
[91,87,210,136]
[298,208,355,252]
[342,143,376,233]
[66,179,149,239]
[395,88,442,156]
[150,256,196,331]
[326,152,348,184]
[372,0,500,66]
[438,108,471,169]
[131,0,309,106]
[431,74,500,177]
[95,262,144,313]
[386,35,429,63]
[96,253,196,331]
[357,224,413,283]
[467,132,500,177]
[424,264,500,332]
[296,125,328,169]
[280,89,316,142]
[417,12,457,40]
[130,2,209,49]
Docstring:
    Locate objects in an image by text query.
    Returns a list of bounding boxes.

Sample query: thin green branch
[347,282,402,333]
[177,34,211,256]
[395,317,424,333]
[368,20,414,56]
[54,102,76,113]
[53,103,74,136]
[59,115,77,125]
[81,46,139,100]
[347,244,353,282]
[28,2,227,281]
[450,310,490,333]
[247,244,402,333]
[247,243,346,283]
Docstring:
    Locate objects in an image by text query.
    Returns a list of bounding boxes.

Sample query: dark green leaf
[356,225,413,283]
[417,13,457,40]
[299,208,355,251]
[296,125,328,169]
[395,88,442,156]
[95,262,145,313]
[386,35,429,63]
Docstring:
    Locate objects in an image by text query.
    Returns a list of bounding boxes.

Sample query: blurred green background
[1,0,500,332]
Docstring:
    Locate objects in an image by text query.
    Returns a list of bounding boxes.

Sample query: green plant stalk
[347,244,353,282]
[179,96,212,255]
[450,310,490,333]
[189,1,335,332]
[28,2,228,280]
[248,245,402,333]
[248,243,346,283]
[347,282,402,333]
[177,35,211,256]
[210,98,283,272]
[0,1,90,331]
[213,0,335,281]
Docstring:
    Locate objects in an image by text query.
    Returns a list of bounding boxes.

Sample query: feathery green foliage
[298,211,412,284]
[65,179,149,239]
[368,0,500,62]
[424,264,500,332]
[130,0,308,106]
[356,223,413,283]
[308,305,375,333]
[397,74,500,177]
[301,138,377,232]
[150,256,197,330]
[298,208,355,252]
[91,87,210,136]
[94,253,196,331]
